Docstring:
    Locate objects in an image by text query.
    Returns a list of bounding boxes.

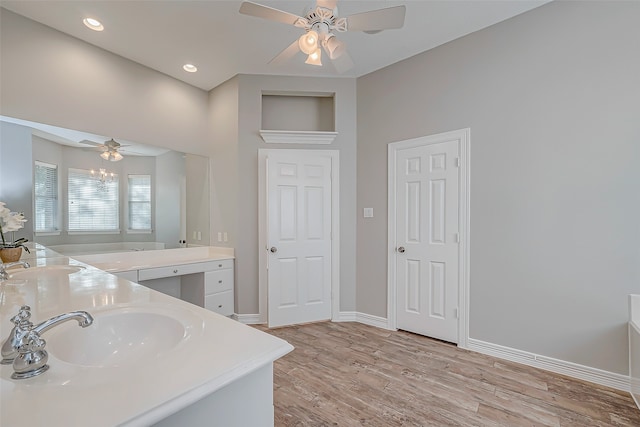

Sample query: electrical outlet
[197,231,202,241]
[223,232,228,242]
[217,232,222,242]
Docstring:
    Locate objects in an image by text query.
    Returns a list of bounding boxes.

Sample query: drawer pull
[218,305,223,308]
[218,280,223,283]
[173,269,178,274]
[218,264,223,268]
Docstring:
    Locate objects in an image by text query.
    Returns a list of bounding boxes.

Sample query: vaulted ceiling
[2,1,549,91]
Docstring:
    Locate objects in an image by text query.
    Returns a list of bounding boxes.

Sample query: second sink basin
[9,265,85,279]
[46,307,194,368]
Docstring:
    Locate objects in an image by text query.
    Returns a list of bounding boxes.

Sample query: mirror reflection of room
[0,116,211,255]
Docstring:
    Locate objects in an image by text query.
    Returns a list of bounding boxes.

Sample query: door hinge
[455,157,460,167]
[454,233,460,243]
[454,308,459,319]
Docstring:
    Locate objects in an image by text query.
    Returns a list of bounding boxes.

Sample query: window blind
[34,161,58,232]
[68,168,119,232]
[128,174,151,231]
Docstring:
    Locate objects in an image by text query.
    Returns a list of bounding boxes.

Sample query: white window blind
[128,174,151,231]
[68,168,119,232]
[34,161,58,232]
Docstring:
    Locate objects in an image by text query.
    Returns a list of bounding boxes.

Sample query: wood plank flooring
[255,322,640,426]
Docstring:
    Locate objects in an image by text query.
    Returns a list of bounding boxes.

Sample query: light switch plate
[364,208,374,218]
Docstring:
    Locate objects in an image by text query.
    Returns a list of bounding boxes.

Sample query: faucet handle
[1,306,35,364]
[10,306,33,326]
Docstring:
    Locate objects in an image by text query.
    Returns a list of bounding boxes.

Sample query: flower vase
[0,247,22,263]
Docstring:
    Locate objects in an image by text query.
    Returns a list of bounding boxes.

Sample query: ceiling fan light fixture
[305,48,322,66]
[100,151,110,160]
[298,30,319,55]
[322,34,346,60]
[111,151,123,162]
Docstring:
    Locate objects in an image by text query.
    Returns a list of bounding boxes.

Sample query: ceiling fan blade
[78,139,103,147]
[316,0,337,9]
[269,40,300,66]
[346,5,406,32]
[239,1,303,26]
[331,51,354,74]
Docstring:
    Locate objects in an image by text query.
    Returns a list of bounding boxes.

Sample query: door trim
[387,129,470,348]
[258,149,340,324]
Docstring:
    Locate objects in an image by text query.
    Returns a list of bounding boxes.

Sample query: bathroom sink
[46,307,190,368]
[9,265,85,279]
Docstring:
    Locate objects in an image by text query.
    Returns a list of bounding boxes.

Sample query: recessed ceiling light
[183,64,198,73]
[83,17,104,32]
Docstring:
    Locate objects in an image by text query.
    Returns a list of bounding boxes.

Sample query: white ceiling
[1,0,549,92]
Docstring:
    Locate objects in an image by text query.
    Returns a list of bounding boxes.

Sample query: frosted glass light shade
[100,151,110,160]
[298,30,318,55]
[323,34,346,60]
[305,48,322,66]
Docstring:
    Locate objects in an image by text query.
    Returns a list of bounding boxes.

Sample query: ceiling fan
[239,0,406,73]
[79,138,127,162]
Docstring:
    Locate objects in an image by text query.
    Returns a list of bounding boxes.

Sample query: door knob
[397,246,405,253]
[270,247,278,253]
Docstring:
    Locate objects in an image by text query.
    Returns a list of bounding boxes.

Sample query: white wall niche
[260,92,337,144]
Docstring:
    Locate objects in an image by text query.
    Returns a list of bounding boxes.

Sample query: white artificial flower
[2,213,26,233]
[0,202,10,221]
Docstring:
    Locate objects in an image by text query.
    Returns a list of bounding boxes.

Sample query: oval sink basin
[47,310,187,368]
[9,265,85,279]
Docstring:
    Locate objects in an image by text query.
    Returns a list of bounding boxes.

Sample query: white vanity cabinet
[181,259,234,316]
[133,259,235,316]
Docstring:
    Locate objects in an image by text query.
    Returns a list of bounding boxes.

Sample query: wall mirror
[0,116,210,255]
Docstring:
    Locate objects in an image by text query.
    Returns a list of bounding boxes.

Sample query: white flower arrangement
[0,202,30,252]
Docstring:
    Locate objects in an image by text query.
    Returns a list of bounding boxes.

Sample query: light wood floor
[255,322,640,426]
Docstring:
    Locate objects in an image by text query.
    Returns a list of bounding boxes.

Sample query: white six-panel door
[395,138,460,343]
[267,152,332,328]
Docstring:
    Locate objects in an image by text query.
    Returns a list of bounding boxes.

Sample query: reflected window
[128,174,151,231]
[34,161,59,233]
[68,168,119,232]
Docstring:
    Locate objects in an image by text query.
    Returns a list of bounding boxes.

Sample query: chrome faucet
[1,305,93,379]
[0,261,30,281]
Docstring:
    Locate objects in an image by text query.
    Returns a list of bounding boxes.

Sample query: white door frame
[387,128,470,348]
[258,149,340,324]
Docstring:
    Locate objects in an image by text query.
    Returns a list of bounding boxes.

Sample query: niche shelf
[259,130,337,145]
[260,92,337,144]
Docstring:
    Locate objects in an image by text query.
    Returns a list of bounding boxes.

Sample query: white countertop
[0,245,293,426]
[72,246,235,273]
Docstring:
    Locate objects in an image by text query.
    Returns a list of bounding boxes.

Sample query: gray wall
[185,153,211,247]
[356,0,640,375]
[155,150,185,248]
[210,74,357,315]
[0,122,33,240]
[0,9,209,157]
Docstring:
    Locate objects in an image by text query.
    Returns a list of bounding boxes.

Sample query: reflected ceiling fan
[239,0,406,73]
[79,138,128,162]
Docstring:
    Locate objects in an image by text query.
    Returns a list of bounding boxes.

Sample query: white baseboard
[232,313,263,325]
[466,338,630,392]
[335,311,394,330]
[241,311,628,392]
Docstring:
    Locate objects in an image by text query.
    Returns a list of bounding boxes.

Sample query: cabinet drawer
[205,269,233,294]
[210,259,234,270]
[205,291,234,316]
[137,259,234,281]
